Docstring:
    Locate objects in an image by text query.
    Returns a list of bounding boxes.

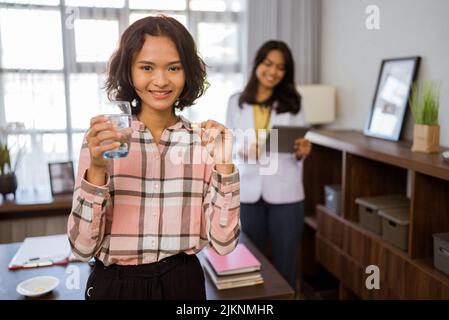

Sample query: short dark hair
[239,40,301,114]
[105,15,208,114]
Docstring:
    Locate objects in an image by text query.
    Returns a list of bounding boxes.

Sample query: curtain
[245,0,321,84]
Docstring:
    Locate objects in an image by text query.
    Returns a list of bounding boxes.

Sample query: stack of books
[203,243,263,290]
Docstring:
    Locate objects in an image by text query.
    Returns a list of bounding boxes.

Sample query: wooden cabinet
[0,194,72,243]
[303,129,449,299]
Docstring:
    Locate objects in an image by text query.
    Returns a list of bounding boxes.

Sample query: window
[129,0,186,11]
[129,12,187,26]
[0,0,246,195]
[74,19,120,62]
[1,0,59,5]
[190,0,243,12]
[65,0,124,8]
[198,22,239,65]
[3,73,66,130]
[0,8,63,69]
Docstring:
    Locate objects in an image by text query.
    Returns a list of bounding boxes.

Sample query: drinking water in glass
[99,101,132,158]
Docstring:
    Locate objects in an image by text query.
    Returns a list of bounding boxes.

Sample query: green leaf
[409,80,440,125]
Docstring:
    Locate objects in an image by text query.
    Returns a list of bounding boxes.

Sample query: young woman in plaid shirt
[67,16,240,300]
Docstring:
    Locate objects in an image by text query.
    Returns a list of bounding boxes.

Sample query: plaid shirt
[68,116,240,266]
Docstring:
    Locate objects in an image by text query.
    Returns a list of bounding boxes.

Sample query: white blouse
[226,93,306,204]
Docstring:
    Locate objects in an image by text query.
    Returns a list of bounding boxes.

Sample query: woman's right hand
[86,115,122,170]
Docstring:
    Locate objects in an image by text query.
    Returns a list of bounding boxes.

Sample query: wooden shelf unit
[303,129,449,299]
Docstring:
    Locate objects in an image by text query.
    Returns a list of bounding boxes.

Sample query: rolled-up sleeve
[67,139,111,261]
[203,165,240,255]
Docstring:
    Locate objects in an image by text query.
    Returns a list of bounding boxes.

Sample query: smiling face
[255,49,286,90]
[131,35,186,114]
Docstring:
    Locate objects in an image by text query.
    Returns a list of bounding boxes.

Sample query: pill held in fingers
[191,123,201,130]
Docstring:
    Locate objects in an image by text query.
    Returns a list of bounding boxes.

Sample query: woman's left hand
[199,120,234,174]
[294,138,312,160]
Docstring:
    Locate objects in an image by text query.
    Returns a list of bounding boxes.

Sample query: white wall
[321,0,449,145]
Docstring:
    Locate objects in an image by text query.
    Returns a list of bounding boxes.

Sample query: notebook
[266,125,309,153]
[202,258,264,290]
[204,243,261,276]
[8,234,71,270]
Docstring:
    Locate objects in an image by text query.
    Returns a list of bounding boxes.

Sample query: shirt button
[154,184,159,190]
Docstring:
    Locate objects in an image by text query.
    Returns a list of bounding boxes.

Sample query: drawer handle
[366,208,373,213]
[439,247,449,257]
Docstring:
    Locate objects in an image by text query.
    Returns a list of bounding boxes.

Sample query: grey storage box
[355,195,409,235]
[324,185,342,215]
[378,207,409,251]
[433,233,449,277]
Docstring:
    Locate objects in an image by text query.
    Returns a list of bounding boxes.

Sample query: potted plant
[410,80,441,153]
[0,123,24,199]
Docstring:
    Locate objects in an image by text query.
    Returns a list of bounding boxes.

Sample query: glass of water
[99,101,132,158]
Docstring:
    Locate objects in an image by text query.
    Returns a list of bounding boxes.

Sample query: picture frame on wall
[364,56,421,141]
[48,161,75,196]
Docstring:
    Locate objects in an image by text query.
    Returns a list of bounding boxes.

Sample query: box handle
[439,247,449,257]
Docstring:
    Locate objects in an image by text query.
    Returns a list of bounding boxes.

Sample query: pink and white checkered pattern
[68,116,240,266]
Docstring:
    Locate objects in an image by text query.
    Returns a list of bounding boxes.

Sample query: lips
[264,76,277,83]
[149,90,172,100]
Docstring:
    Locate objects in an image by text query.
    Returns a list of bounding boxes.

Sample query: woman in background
[226,40,311,291]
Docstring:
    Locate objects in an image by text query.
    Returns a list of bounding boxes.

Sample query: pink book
[204,244,261,276]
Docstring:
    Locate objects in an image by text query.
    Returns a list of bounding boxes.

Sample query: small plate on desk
[442,151,449,163]
[16,276,59,297]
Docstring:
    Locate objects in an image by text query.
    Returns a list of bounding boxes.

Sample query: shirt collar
[131,115,193,132]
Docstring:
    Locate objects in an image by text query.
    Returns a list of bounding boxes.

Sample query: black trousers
[85,253,206,300]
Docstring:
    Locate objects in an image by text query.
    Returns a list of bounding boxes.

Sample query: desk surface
[0,194,73,213]
[0,233,294,300]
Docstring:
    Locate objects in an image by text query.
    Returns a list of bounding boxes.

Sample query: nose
[268,66,278,76]
[153,70,169,88]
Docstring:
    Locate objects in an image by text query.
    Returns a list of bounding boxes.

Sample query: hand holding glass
[99,101,132,158]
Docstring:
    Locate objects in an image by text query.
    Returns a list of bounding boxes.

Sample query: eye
[140,66,153,71]
[263,61,272,67]
[168,65,182,72]
[277,66,285,72]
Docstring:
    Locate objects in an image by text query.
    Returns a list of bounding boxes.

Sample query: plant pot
[0,173,18,199]
[411,124,440,153]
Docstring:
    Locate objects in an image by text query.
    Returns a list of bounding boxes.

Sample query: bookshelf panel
[304,130,449,299]
[317,205,344,249]
[316,234,395,299]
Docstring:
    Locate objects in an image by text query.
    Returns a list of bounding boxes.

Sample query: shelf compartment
[304,144,342,220]
[343,153,407,222]
[318,204,409,263]
[410,172,449,259]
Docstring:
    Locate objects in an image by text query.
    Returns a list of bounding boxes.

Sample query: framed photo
[48,161,75,196]
[364,56,421,141]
